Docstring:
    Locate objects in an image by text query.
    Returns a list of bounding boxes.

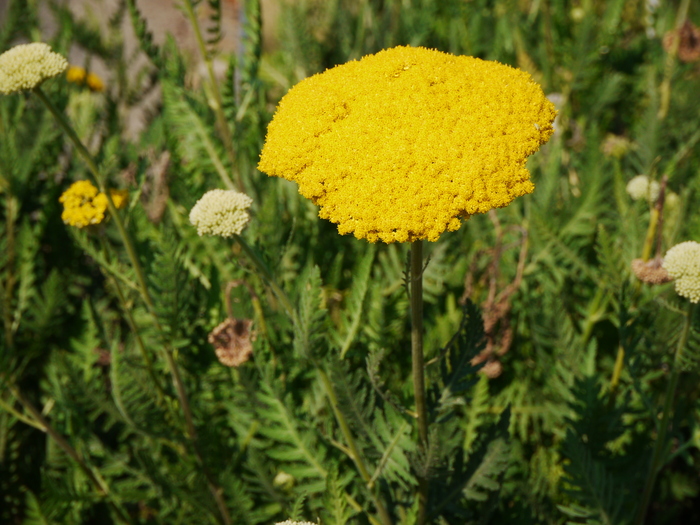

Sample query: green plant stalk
[608,345,625,403]
[232,235,389,524]
[99,237,167,404]
[411,240,428,525]
[635,302,695,525]
[0,394,44,430]
[233,234,296,318]
[658,0,691,120]
[9,385,132,524]
[33,87,154,315]
[641,207,660,263]
[35,86,232,525]
[2,195,15,352]
[317,367,393,525]
[181,0,243,192]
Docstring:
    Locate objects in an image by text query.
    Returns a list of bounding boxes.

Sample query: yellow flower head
[258,46,556,243]
[66,65,105,92]
[0,43,68,95]
[663,241,700,303]
[59,180,128,228]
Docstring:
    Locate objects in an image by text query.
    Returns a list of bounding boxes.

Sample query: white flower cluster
[189,189,253,238]
[626,175,660,202]
[0,43,68,95]
[274,521,316,525]
[663,241,700,303]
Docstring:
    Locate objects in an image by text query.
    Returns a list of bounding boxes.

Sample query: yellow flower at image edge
[258,46,557,243]
[189,189,253,238]
[663,241,700,303]
[0,42,68,95]
[59,180,128,228]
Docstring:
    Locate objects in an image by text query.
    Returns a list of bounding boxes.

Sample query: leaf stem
[635,302,695,524]
[410,240,428,525]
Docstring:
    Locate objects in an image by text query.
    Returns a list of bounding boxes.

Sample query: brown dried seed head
[663,20,700,63]
[208,318,254,367]
[631,258,672,285]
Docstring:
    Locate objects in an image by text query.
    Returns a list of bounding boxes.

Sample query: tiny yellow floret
[189,189,253,238]
[0,42,68,95]
[59,180,128,228]
[663,241,700,303]
[258,46,557,243]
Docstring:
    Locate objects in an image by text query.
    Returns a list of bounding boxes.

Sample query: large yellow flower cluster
[258,46,556,243]
[0,43,68,95]
[59,180,128,228]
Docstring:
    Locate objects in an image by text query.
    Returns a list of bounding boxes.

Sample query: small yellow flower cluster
[189,189,253,238]
[0,43,68,95]
[626,175,660,202]
[66,65,105,92]
[663,241,700,303]
[59,180,128,228]
[258,46,556,243]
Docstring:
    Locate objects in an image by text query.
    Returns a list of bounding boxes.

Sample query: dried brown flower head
[631,257,672,285]
[663,20,700,63]
[208,318,254,367]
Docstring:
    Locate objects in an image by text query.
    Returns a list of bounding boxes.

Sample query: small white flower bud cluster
[189,189,253,238]
[663,241,700,303]
[626,175,660,202]
[0,43,68,95]
[274,521,316,525]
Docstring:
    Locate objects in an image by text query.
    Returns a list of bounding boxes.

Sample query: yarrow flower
[66,65,105,92]
[663,241,700,303]
[626,175,660,202]
[0,42,68,95]
[258,46,556,243]
[59,180,128,228]
[189,189,253,238]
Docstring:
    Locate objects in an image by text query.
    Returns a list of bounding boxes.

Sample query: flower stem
[35,86,231,525]
[635,302,695,524]
[317,367,393,525]
[180,0,243,192]
[410,240,428,525]
[8,385,132,524]
[33,87,154,316]
[233,234,296,319]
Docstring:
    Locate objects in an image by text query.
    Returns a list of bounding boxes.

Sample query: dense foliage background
[1,0,700,524]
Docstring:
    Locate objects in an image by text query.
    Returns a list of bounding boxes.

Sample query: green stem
[635,302,695,524]
[233,234,296,319]
[410,240,428,525]
[657,0,691,120]
[233,235,388,523]
[181,0,243,192]
[2,195,16,351]
[33,87,155,316]
[98,237,167,404]
[35,86,231,525]
[317,367,393,525]
[9,385,132,524]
